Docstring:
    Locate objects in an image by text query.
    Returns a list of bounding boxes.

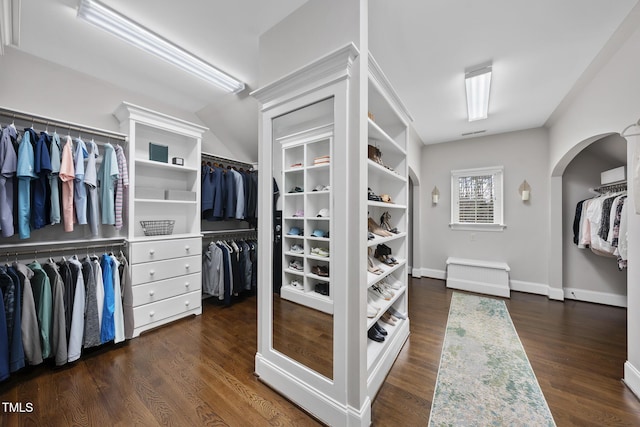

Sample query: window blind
[457,175,494,223]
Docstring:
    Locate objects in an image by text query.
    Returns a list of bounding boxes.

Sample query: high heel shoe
[368,217,393,237]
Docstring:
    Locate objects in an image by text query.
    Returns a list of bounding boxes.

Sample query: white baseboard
[624,361,640,400]
[510,280,564,301]
[415,268,446,280]
[255,355,371,426]
[563,287,627,308]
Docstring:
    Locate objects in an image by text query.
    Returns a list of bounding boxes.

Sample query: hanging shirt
[32,132,52,230]
[73,138,89,225]
[224,169,237,219]
[114,145,128,230]
[14,262,43,366]
[42,261,68,366]
[59,136,75,232]
[67,257,86,362]
[27,261,53,360]
[0,126,17,237]
[109,255,125,343]
[4,267,24,373]
[117,253,130,339]
[49,132,62,225]
[92,257,104,333]
[16,130,38,239]
[81,259,100,348]
[100,253,115,343]
[98,144,118,225]
[230,169,245,220]
[0,287,8,381]
[84,141,100,236]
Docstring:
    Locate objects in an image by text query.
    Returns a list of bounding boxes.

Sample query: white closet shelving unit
[280,126,333,314]
[253,43,413,426]
[366,55,410,396]
[114,102,208,338]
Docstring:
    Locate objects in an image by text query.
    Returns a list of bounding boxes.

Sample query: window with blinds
[451,166,505,231]
[458,175,494,223]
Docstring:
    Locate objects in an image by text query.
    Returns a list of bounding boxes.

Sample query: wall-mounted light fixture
[77,0,245,93]
[519,180,531,201]
[432,186,440,204]
[465,61,492,122]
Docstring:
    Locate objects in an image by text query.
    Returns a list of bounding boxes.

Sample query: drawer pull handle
[185,301,190,307]
[149,311,155,317]
[185,282,190,288]
[185,264,190,270]
[149,270,155,276]
[185,245,190,252]
[149,290,155,297]
[149,249,155,255]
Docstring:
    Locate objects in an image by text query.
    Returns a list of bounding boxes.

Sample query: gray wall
[258,0,360,86]
[420,127,550,286]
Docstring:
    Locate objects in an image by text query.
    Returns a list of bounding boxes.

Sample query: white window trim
[449,166,506,231]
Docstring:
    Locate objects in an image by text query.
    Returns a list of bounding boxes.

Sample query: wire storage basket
[140,220,175,236]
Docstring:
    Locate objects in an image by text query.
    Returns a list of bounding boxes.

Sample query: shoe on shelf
[293,209,305,217]
[289,260,303,271]
[368,217,393,237]
[367,188,383,202]
[373,322,388,336]
[380,312,396,326]
[367,303,379,318]
[381,279,402,290]
[312,184,330,192]
[368,289,383,305]
[290,243,304,254]
[367,254,383,275]
[288,186,304,193]
[367,326,385,343]
[387,306,407,320]
[367,231,375,240]
[311,265,329,277]
[311,247,330,257]
[314,282,329,296]
[290,280,302,290]
[372,283,393,300]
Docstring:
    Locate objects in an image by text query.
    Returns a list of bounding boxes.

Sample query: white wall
[420,128,550,289]
[258,0,360,86]
[0,48,242,161]
[546,5,640,398]
[562,135,627,303]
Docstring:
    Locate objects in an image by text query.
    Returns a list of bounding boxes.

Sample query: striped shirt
[114,145,128,230]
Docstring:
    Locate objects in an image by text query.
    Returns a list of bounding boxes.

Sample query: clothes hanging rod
[0,106,128,142]
[589,180,627,194]
[0,237,127,254]
[201,151,255,169]
[202,229,257,236]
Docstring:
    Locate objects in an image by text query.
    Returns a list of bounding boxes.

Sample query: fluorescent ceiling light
[465,62,492,122]
[77,0,245,93]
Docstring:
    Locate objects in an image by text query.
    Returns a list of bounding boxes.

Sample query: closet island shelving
[114,102,208,338]
[253,43,413,426]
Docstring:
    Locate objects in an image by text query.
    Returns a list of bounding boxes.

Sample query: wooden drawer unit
[132,290,202,328]
[131,254,201,285]
[130,237,201,264]
[129,272,201,306]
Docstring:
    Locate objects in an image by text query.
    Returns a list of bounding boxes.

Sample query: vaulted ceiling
[8,0,640,160]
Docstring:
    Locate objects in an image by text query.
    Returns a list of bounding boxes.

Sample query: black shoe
[367,326,385,342]
[374,322,387,336]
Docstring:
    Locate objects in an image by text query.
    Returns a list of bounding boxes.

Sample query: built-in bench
[445,257,511,298]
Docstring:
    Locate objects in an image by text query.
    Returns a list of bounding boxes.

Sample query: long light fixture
[77,0,245,93]
[465,62,492,122]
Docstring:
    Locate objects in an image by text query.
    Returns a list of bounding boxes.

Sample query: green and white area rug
[429,292,556,426]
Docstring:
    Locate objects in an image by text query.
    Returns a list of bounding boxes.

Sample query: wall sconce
[432,186,440,204]
[519,180,531,201]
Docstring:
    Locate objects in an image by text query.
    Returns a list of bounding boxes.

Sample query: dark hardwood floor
[1,278,639,426]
